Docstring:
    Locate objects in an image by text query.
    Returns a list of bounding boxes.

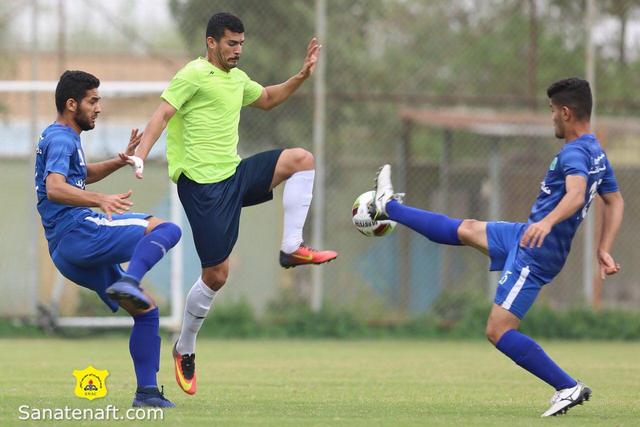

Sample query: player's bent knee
[145,216,164,234]
[457,219,478,240]
[202,270,228,291]
[457,219,488,251]
[287,148,314,171]
[145,220,182,246]
[485,320,512,345]
[297,148,314,170]
[485,324,500,345]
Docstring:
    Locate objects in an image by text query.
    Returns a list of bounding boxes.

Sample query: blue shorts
[487,221,548,319]
[177,149,284,268]
[50,212,150,312]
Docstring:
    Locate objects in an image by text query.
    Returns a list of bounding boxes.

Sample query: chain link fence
[1,0,639,322]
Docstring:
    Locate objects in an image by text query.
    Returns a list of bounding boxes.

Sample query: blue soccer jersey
[35,123,93,253]
[520,133,619,278]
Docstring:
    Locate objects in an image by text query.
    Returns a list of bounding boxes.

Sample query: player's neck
[206,53,230,73]
[564,122,591,143]
[56,115,81,135]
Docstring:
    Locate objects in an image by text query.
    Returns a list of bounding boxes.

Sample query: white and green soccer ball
[351,190,397,237]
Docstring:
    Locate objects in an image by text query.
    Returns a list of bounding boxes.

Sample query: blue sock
[130,307,160,388]
[125,222,181,283]
[386,200,463,245]
[496,329,577,390]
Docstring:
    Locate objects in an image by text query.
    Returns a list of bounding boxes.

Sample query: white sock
[281,170,315,253]
[176,278,216,355]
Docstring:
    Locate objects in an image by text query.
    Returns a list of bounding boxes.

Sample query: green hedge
[195,290,640,340]
[3,290,640,339]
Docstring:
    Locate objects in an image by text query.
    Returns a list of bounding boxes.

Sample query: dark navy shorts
[51,212,151,312]
[177,149,284,268]
[487,221,548,319]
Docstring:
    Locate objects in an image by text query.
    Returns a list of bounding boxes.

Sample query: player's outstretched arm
[250,37,321,111]
[46,173,133,220]
[129,101,177,179]
[520,175,587,248]
[86,128,142,184]
[597,191,624,279]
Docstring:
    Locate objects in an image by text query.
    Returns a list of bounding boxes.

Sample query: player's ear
[66,98,77,113]
[560,105,572,122]
[206,36,217,50]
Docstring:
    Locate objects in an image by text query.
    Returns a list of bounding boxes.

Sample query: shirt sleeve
[560,146,589,178]
[43,137,75,179]
[161,67,199,111]
[242,77,264,106]
[598,160,619,194]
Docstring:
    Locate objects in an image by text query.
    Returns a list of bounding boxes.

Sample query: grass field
[1,338,638,426]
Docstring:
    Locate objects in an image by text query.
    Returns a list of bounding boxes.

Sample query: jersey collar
[199,57,231,78]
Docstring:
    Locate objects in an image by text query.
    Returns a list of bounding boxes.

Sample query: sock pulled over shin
[176,278,216,355]
[281,170,315,254]
[386,200,463,245]
[496,329,577,390]
[129,307,160,388]
[125,222,182,283]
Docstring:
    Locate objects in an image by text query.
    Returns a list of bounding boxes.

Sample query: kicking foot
[105,277,151,310]
[541,381,591,417]
[279,244,338,269]
[173,342,197,395]
[132,385,175,408]
[369,164,404,221]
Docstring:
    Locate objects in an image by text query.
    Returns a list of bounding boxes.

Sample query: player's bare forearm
[46,175,107,208]
[137,101,176,161]
[86,157,127,184]
[253,75,306,111]
[598,191,624,253]
[520,175,586,248]
[46,173,133,219]
[137,116,165,160]
[543,175,587,226]
[542,190,585,226]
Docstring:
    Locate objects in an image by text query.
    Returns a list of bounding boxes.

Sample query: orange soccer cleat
[279,244,338,269]
[172,342,196,395]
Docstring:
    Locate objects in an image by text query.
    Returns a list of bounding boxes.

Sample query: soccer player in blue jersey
[369,78,624,417]
[35,70,182,407]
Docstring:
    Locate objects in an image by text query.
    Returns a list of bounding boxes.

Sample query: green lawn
[1,339,638,426]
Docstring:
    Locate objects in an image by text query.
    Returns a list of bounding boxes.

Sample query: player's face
[208,30,244,70]
[549,101,565,139]
[74,89,101,131]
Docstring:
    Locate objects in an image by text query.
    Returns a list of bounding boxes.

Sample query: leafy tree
[602,0,640,67]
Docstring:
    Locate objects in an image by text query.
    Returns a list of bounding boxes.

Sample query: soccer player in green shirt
[132,12,337,395]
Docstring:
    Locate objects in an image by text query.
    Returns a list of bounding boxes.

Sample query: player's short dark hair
[206,12,244,41]
[55,70,100,114]
[546,77,592,121]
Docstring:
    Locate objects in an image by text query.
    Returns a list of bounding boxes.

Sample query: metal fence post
[311,0,327,312]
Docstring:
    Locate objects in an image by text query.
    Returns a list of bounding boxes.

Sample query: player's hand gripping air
[120,128,145,179]
[597,249,621,280]
[298,37,321,79]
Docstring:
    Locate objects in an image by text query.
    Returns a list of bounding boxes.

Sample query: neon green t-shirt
[161,57,264,183]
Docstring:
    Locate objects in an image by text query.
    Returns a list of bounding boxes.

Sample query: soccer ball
[351,190,397,237]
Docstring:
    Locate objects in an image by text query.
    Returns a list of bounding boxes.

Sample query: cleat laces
[181,354,195,379]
